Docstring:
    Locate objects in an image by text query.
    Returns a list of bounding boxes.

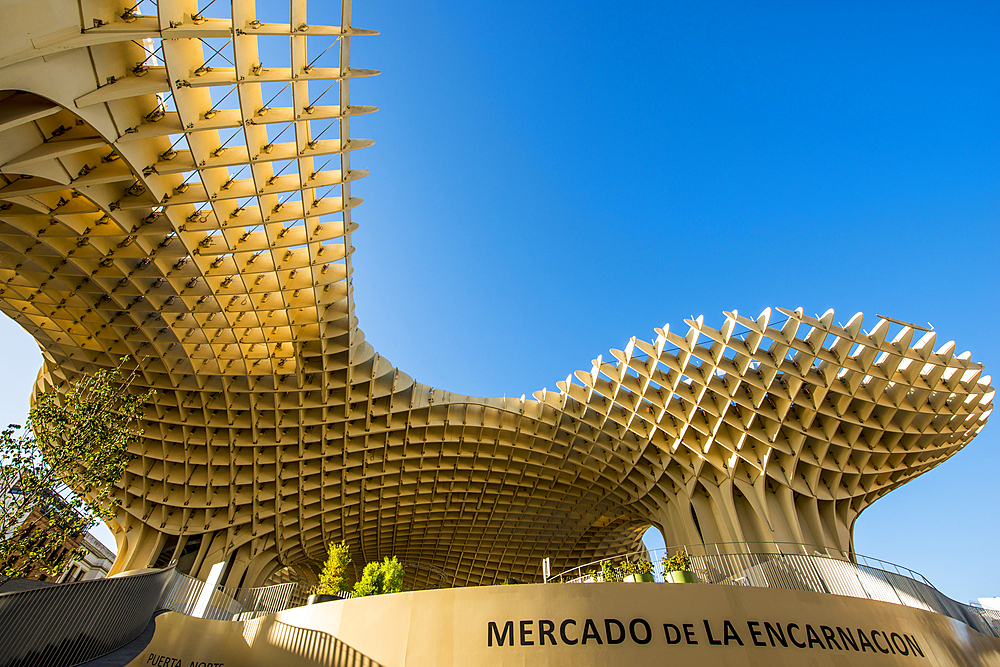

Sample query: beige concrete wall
[129,583,1000,667]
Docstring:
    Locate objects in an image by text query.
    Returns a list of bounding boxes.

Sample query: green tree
[0,360,150,586]
[352,556,404,597]
[312,540,352,595]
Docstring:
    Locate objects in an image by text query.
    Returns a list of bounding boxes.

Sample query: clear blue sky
[2,0,996,603]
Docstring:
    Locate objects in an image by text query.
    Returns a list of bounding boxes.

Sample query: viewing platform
[2,543,998,666]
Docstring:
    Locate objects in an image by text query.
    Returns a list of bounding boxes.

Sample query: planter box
[307,594,342,605]
[666,570,697,584]
[624,573,656,583]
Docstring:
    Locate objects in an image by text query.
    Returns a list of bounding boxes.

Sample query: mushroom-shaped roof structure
[0,0,991,588]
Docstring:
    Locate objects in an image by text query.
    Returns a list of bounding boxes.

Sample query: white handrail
[547,543,1000,639]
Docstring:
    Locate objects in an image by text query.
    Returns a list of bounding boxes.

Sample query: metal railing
[548,542,1000,639]
[0,567,322,666]
[158,571,310,621]
[0,567,176,667]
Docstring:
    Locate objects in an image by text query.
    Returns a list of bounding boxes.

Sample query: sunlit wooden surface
[0,0,992,589]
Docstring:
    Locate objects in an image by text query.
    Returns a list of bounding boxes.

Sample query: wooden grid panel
[0,0,993,589]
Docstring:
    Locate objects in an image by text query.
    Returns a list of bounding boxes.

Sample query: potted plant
[661,549,697,583]
[308,540,352,604]
[625,559,655,583]
[601,559,618,583]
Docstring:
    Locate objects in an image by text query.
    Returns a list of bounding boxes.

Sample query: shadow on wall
[245,618,383,667]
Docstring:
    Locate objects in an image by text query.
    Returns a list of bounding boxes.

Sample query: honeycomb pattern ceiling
[0,0,992,588]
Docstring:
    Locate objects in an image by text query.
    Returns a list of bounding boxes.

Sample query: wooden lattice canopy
[0,0,992,588]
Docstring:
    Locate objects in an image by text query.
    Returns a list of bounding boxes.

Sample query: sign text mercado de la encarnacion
[487,616,924,658]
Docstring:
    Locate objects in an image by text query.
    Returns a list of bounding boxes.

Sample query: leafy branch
[0,358,151,586]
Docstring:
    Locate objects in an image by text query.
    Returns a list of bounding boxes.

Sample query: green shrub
[635,559,653,575]
[601,560,617,582]
[312,541,352,595]
[619,560,638,577]
[353,556,405,597]
[383,556,404,593]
